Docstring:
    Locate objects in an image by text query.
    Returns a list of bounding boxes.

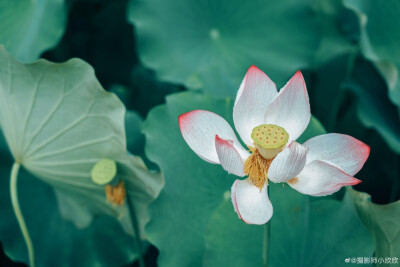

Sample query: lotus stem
[126,192,146,267]
[262,187,271,267]
[10,162,35,267]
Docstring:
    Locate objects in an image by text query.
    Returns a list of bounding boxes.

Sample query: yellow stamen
[288,177,298,185]
[105,180,126,206]
[244,147,274,189]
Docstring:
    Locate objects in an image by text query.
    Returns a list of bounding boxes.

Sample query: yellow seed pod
[91,158,117,185]
[251,124,289,159]
[251,124,289,148]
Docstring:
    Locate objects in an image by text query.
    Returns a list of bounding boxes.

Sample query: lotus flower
[178,66,370,225]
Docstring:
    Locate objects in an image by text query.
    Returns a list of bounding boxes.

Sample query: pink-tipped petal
[179,110,246,164]
[233,66,278,146]
[215,135,249,176]
[268,141,308,183]
[231,182,239,214]
[232,179,273,225]
[264,71,310,141]
[288,160,361,197]
[303,133,370,176]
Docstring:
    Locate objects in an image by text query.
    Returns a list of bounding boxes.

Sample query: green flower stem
[263,221,271,267]
[344,45,359,82]
[126,193,145,267]
[329,48,360,131]
[263,186,271,267]
[10,162,35,267]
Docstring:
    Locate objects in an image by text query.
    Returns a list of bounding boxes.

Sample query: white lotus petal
[179,110,247,163]
[233,66,278,146]
[304,133,370,176]
[268,141,308,183]
[215,135,249,176]
[288,160,361,196]
[232,179,273,225]
[264,71,310,141]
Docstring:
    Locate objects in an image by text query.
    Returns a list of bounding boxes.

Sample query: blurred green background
[0,0,399,266]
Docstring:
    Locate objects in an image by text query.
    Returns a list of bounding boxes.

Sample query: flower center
[250,124,289,159]
[244,124,289,189]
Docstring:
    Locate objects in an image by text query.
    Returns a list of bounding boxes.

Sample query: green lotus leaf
[204,184,374,267]
[125,111,144,154]
[312,0,357,67]
[345,59,400,154]
[343,0,400,110]
[343,0,400,64]
[374,62,400,114]
[348,188,400,267]
[143,91,330,266]
[0,0,67,62]
[0,130,144,266]
[0,46,162,265]
[129,0,321,97]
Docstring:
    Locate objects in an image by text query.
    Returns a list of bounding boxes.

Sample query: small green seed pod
[91,158,117,185]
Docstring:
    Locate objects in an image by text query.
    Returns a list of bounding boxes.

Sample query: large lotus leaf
[125,110,145,156]
[0,46,162,264]
[0,44,121,227]
[204,184,374,267]
[344,59,400,154]
[129,0,321,97]
[0,0,66,62]
[374,62,400,113]
[0,130,141,266]
[343,0,400,109]
[343,0,400,64]
[348,188,400,267]
[143,91,327,266]
[312,0,358,66]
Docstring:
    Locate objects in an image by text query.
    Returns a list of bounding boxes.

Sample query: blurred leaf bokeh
[0,0,399,266]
